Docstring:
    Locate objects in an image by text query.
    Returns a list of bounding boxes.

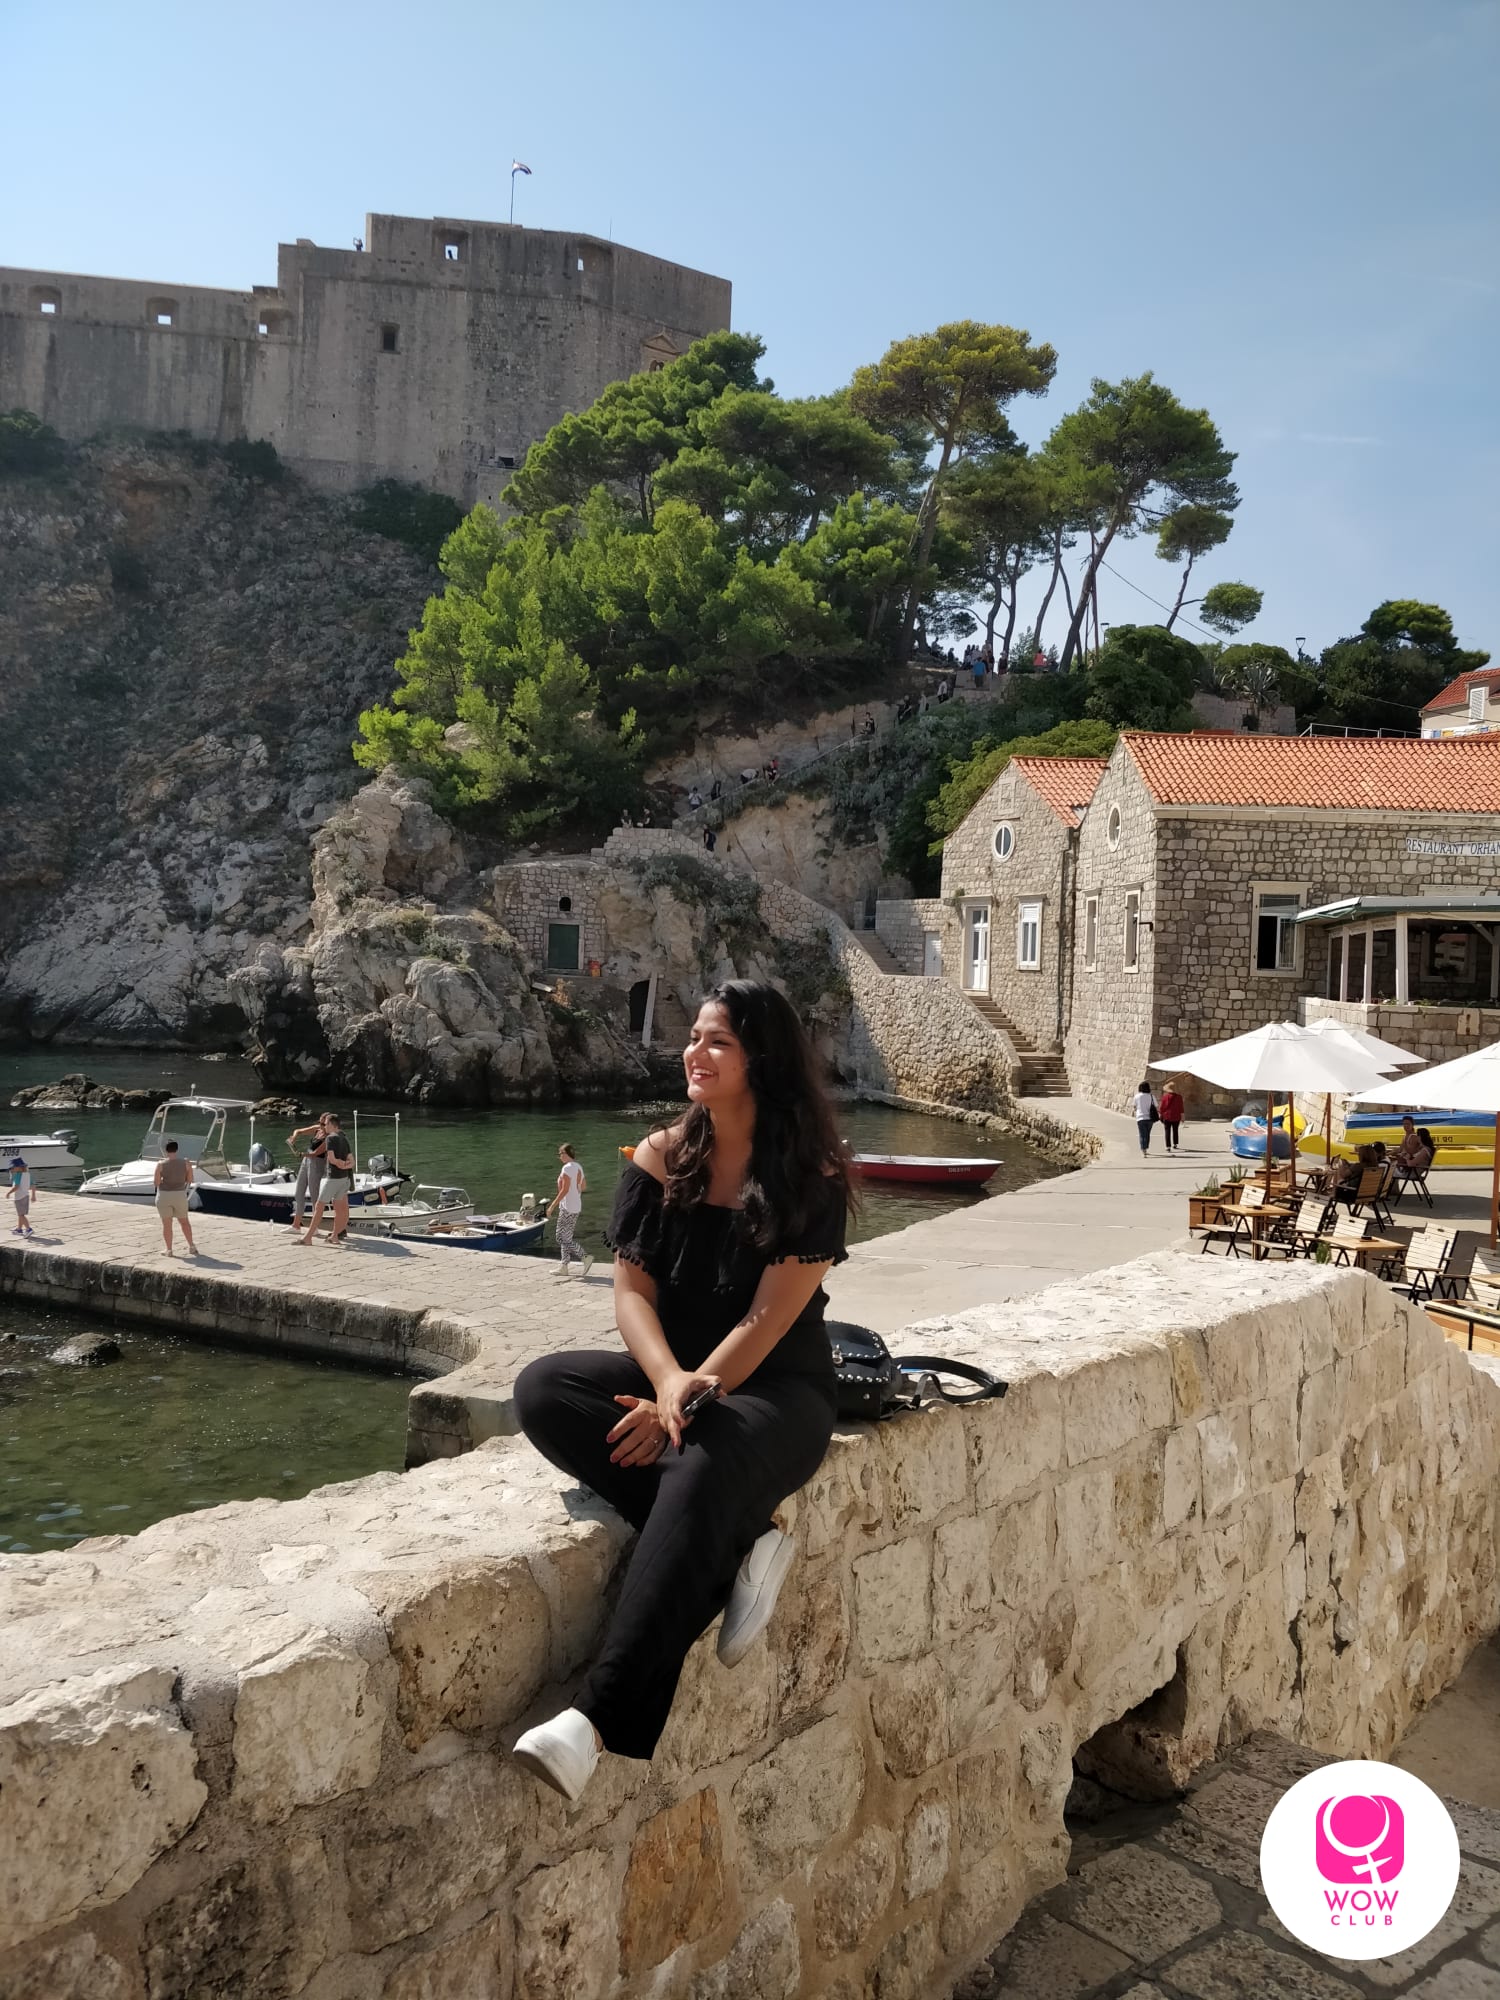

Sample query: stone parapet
[2,1253,1496,1995]
[874,897,948,975]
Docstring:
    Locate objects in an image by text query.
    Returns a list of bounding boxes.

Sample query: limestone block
[966,1374,1063,1511]
[354,1556,549,1750]
[1249,1392,1299,1491]
[232,1633,385,1823]
[0,1932,134,2000]
[1060,1343,1174,1466]
[904,1792,951,1901]
[1163,1425,1201,1531]
[992,1488,1056,1611]
[656,1627,774,1783]
[865,1917,938,2000]
[0,1663,207,1953]
[933,1512,996,1636]
[796,1436,885,1560]
[619,1790,725,1976]
[141,1836,332,2000]
[1014,1589,1078,1713]
[343,1756,532,1950]
[875,1404,970,1529]
[730,1714,864,1889]
[1114,1436,1167,1545]
[1197,1408,1250,1519]
[813,1826,899,1955]
[1056,1458,1116,1578]
[691,1898,801,2000]
[938,1842,1021,1964]
[957,1742,1018,1856]
[1300,1363,1346,1463]
[1067,1842,1221,1961]
[853,1535,933,1665]
[870,1654,950,1777]
[947,1612,1022,1739]
[771,1564,849,1722]
[384,1913,511,2000]
[513,1848,618,2000]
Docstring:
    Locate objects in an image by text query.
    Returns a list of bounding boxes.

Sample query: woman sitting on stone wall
[511,980,852,1801]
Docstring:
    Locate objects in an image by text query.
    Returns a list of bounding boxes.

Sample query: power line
[1095,557,1221,643]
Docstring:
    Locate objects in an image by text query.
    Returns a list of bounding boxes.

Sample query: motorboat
[851,1154,1000,1187]
[1297,1107,1494,1171]
[345,1185,475,1238]
[0,1128,83,1172]
[78,1096,408,1211]
[418,1211,548,1253]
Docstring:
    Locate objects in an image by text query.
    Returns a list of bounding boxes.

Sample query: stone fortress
[0,211,732,507]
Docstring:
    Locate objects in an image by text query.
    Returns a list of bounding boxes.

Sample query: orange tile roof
[1423,666,1500,714]
[1121,731,1500,812]
[1011,756,1109,827]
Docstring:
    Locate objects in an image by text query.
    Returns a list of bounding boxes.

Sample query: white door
[964,906,990,991]
[923,932,942,978]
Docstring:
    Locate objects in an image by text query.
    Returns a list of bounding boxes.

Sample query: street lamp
[1295,636,1307,660]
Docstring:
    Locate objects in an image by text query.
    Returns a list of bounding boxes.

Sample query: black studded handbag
[826,1320,1008,1422]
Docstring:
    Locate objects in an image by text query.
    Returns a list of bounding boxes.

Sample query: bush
[0,408,66,476]
[223,437,284,482]
[351,479,465,566]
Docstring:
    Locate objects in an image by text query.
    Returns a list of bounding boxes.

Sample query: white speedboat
[0,1128,84,1171]
[346,1185,474,1238]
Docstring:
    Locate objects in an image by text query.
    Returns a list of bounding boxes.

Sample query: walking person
[299,1113,354,1247]
[8,1155,35,1238]
[509,980,853,1802]
[153,1140,197,1256]
[703,825,717,854]
[1158,1080,1185,1152]
[286,1113,329,1231]
[547,1142,594,1280]
[1133,1081,1159,1157]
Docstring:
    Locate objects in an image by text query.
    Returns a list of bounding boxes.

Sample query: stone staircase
[964,992,1072,1098]
[847,930,902,974]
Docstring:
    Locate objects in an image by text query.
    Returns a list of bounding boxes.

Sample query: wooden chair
[1465,1243,1500,1294]
[1258,1194,1333,1260]
[1393,1225,1459,1304]
[1388,1152,1435,1211]
[1195,1180,1270,1257]
[1346,1165,1396,1233]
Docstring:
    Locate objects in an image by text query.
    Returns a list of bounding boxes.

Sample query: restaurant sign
[1406,838,1500,857]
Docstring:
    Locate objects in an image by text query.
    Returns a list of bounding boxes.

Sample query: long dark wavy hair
[660,980,854,1251]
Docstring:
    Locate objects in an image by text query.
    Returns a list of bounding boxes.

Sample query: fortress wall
[2,1255,1496,1997]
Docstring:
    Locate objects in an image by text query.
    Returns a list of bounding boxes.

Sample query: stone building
[882,733,1500,1112]
[0,212,731,507]
[1422,664,1500,737]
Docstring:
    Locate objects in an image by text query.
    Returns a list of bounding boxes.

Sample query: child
[9,1155,35,1236]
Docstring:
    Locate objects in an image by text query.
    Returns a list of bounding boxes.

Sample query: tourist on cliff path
[287,1113,330,1230]
[153,1140,196,1256]
[547,1142,594,1280]
[1158,1081,1185,1152]
[703,826,717,853]
[299,1114,353,1248]
[8,1155,35,1237]
[510,981,852,1802]
[1133,1081,1159,1157]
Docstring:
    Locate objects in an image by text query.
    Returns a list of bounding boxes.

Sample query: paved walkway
[959,1732,1500,1999]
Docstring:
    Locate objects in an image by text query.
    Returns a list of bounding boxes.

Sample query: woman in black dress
[511,980,852,1801]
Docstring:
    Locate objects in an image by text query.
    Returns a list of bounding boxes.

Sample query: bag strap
[893,1356,1009,1405]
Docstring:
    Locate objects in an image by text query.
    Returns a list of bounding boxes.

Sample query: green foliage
[1314,599,1490,731]
[1156,504,1232,570]
[1198,581,1262,634]
[0,409,66,476]
[1213,641,1296,717]
[926,719,1118,844]
[352,478,466,566]
[222,437,284,483]
[1085,624,1202,730]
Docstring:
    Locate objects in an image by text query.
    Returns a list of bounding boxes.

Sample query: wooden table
[1213,1200,1295,1258]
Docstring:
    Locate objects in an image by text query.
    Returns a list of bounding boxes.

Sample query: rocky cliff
[0,439,434,1044]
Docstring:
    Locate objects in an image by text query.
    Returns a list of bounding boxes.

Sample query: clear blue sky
[4,0,1496,657]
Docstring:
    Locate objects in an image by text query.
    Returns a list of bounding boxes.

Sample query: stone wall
[0,215,731,508]
[3,1254,1496,1997]
[1189,692,1297,735]
[1303,997,1500,1068]
[875,898,948,976]
[1064,751,1160,1111]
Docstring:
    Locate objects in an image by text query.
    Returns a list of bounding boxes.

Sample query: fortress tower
[0,212,732,507]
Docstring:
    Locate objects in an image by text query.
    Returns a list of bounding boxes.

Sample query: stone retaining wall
[4,1253,1496,1998]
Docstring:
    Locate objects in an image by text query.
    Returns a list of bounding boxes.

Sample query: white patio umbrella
[1300,1018,1425,1168]
[1353,1041,1500,1243]
[1150,1022,1389,1196]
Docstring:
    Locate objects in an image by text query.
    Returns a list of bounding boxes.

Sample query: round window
[1107,805,1122,850]
[992,824,1015,861]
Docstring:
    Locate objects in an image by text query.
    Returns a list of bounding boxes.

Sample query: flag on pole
[511,160,532,175]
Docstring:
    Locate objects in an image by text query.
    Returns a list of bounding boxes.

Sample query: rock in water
[48,1333,122,1367]
[249,1095,311,1118]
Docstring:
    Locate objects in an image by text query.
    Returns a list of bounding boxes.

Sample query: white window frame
[1251,882,1306,977]
[962,902,991,993]
[1471,684,1488,722]
[1017,899,1042,971]
[1123,889,1142,972]
[992,823,1015,862]
[1107,805,1122,850]
[1083,894,1099,971]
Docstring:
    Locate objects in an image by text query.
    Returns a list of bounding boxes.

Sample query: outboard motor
[50,1129,80,1155]
[368,1152,396,1178]
[248,1141,274,1175]
[438,1188,466,1209]
[518,1192,538,1223]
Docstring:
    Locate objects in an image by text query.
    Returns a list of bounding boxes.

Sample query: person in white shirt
[9,1155,35,1236]
[1132,1083,1158,1157]
[547,1143,594,1279]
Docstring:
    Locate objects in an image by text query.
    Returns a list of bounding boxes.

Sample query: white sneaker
[577,1255,595,1279]
[718,1528,795,1667]
[512,1707,600,1802]
[553,1264,572,1279]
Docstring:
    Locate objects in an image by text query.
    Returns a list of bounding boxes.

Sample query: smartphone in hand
[681,1382,721,1421]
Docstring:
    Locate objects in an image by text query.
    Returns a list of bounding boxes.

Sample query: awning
[1297,894,1500,926]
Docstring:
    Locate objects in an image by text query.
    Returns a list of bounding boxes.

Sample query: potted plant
[1189,1174,1225,1230]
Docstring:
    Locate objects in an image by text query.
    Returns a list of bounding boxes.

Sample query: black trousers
[513,1349,836,1759]
[1161,1119,1181,1150]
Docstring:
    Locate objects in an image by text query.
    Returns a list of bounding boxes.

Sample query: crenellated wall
[3,1254,1496,1997]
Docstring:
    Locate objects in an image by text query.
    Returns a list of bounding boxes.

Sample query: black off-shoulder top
[604,1160,849,1382]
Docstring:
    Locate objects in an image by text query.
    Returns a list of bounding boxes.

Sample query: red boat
[851,1154,1000,1187]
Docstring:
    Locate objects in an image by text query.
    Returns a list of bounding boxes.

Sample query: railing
[1298,723,1418,739]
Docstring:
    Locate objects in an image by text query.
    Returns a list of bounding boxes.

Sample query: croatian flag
[511,160,532,175]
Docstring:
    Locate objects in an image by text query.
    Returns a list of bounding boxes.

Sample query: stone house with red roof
[880,733,1500,1112]
[1421,666,1500,737]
